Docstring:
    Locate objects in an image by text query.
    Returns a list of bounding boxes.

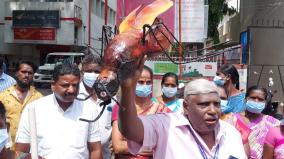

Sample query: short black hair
[81,54,101,66]
[246,85,268,100]
[161,72,178,86]
[220,64,240,89]
[53,63,80,82]
[0,101,6,118]
[16,61,36,72]
[143,65,153,79]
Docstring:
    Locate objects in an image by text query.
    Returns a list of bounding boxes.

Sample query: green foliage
[208,0,236,43]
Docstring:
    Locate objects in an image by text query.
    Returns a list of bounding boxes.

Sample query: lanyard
[186,125,220,159]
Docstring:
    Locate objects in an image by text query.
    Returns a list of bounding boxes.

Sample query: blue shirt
[222,92,246,114]
[0,73,16,92]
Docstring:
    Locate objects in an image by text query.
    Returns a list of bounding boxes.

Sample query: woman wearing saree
[152,72,183,114]
[110,66,170,159]
[224,86,280,159]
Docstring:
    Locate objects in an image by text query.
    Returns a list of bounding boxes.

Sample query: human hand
[108,143,113,153]
[119,55,147,88]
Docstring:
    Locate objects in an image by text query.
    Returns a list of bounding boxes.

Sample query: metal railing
[148,44,241,67]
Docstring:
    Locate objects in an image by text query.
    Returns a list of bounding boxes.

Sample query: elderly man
[118,56,247,159]
[0,58,16,92]
[15,63,102,159]
[0,61,42,149]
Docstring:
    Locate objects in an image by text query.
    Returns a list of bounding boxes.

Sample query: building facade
[218,0,240,43]
[0,0,116,68]
[240,0,284,106]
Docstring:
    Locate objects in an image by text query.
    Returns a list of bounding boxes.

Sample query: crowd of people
[0,54,283,159]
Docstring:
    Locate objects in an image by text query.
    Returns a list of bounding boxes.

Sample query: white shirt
[79,82,115,159]
[16,94,101,159]
[128,113,247,159]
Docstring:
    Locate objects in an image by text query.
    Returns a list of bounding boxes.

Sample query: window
[111,10,116,25]
[101,1,105,19]
[95,0,101,17]
[108,8,111,24]
[92,0,96,14]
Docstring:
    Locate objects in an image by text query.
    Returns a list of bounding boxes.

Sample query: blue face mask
[162,86,177,98]
[83,72,99,88]
[246,100,265,114]
[213,76,225,86]
[136,84,152,97]
[220,100,228,112]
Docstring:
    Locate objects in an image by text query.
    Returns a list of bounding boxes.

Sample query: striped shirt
[0,73,16,92]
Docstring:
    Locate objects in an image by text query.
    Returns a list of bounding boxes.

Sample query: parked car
[33,52,85,87]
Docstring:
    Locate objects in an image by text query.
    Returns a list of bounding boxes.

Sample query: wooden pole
[29,107,38,159]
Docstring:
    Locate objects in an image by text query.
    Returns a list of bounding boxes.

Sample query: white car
[33,52,85,87]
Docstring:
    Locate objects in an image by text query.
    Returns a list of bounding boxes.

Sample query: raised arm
[118,56,146,144]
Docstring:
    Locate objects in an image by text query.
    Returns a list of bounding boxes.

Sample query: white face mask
[0,129,8,151]
[162,86,178,98]
[83,72,99,88]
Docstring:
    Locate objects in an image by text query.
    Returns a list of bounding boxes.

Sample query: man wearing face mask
[78,54,116,159]
[152,72,183,114]
[216,86,228,114]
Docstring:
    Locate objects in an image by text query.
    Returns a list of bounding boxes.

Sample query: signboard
[154,63,178,74]
[14,28,56,41]
[174,0,206,42]
[145,61,217,77]
[13,10,60,28]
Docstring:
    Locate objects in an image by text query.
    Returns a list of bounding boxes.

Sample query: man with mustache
[117,57,247,159]
[0,61,42,149]
[15,63,102,159]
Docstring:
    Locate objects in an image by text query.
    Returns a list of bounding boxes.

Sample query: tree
[208,0,236,43]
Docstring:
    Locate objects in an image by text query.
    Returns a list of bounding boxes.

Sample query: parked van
[33,52,85,86]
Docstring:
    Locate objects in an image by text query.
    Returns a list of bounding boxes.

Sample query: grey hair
[184,79,219,96]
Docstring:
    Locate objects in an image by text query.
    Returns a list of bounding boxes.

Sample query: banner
[14,28,56,41]
[145,61,217,77]
[174,0,205,42]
